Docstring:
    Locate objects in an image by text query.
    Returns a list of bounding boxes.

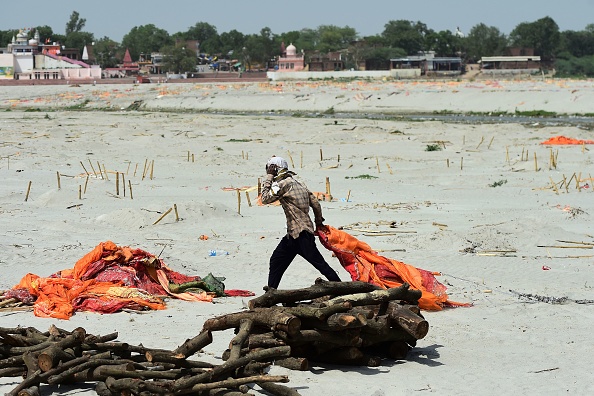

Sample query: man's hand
[266,164,278,176]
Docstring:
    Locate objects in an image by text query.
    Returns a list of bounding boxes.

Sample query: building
[308,51,344,72]
[391,51,462,76]
[0,29,101,81]
[275,43,305,72]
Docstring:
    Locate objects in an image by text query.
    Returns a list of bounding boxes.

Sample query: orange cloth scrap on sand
[316,226,471,311]
[541,136,594,145]
[8,241,253,319]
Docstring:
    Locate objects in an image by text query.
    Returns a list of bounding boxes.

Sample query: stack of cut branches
[204,279,428,384]
[0,324,288,395]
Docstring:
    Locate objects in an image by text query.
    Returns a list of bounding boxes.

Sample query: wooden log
[248,333,286,349]
[277,301,352,321]
[17,386,40,396]
[385,301,429,340]
[187,375,288,393]
[203,309,301,337]
[173,329,213,358]
[208,389,254,396]
[275,356,309,371]
[172,346,291,392]
[0,354,24,369]
[0,366,26,377]
[145,350,185,364]
[22,351,39,377]
[325,312,368,329]
[105,376,170,395]
[275,329,361,347]
[257,382,301,396]
[5,369,41,396]
[324,283,421,307]
[228,319,253,361]
[47,358,133,385]
[95,382,115,396]
[37,345,76,372]
[7,327,86,355]
[249,279,380,309]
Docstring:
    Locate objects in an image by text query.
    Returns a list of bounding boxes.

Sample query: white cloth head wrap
[266,156,289,170]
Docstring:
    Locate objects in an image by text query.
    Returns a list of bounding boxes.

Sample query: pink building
[276,43,305,72]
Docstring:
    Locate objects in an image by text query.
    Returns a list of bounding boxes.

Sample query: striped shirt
[261,173,324,239]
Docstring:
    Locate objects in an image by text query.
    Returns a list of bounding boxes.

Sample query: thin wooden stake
[521,147,525,161]
[325,177,331,195]
[94,161,101,179]
[488,136,495,149]
[78,185,82,200]
[300,151,303,169]
[153,208,173,225]
[534,152,538,172]
[376,157,380,173]
[102,164,109,181]
[25,181,32,202]
[337,154,341,163]
[563,174,569,193]
[525,149,529,162]
[476,136,485,149]
[242,150,245,160]
[84,175,89,194]
[446,158,450,168]
[188,151,190,162]
[506,146,509,164]
[245,191,252,207]
[142,159,148,180]
[134,163,138,177]
[237,189,241,215]
[346,190,351,202]
[128,180,133,200]
[56,171,61,189]
[386,163,393,174]
[150,160,154,180]
[287,150,295,168]
[555,149,559,168]
[460,157,463,171]
[88,159,97,177]
[80,161,89,175]
[576,172,582,191]
[116,172,120,195]
[126,161,131,175]
[122,174,126,197]
[320,148,323,162]
[174,204,180,221]
[192,153,195,162]
[550,176,559,195]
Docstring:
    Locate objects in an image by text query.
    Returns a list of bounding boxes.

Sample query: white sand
[1,79,593,395]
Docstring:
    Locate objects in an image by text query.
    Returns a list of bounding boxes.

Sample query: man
[261,156,341,289]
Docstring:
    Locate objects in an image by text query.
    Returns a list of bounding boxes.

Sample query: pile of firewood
[0,280,428,396]
[204,279,428,373]
[0,324,290,396]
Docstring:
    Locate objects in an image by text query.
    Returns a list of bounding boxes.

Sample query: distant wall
[0,54,13,79]
[267,69,421,81]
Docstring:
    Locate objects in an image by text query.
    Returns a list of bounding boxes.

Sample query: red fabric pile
[5,241,254,319]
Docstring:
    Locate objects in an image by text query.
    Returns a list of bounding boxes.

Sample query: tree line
[1,11,593,76]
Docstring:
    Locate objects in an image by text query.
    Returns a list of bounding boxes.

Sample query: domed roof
[17,31,27,39]
[286,43,297,56]
[29,38,38,46]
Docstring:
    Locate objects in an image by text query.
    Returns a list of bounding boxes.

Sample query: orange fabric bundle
[9,241,219,319]
[540,135,594,145]
[317,225,471,310]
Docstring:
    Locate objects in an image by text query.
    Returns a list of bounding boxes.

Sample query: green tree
[161,43,197,73]
[121,24,173,60]
[559,28,594,58]
[509,16,560,60]
[219,29,246,57]
[64,31,94,55]
[317,25,358,53]
[93,36,120,68]
[182,22,220,54]
[0,29,18,47]
[464,23,507,61]
[293,28,318,52]
[382,20,431,54]
[425,30,462,57]
[65,11,86,35]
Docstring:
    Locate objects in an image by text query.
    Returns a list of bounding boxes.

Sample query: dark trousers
[268,231,341,289]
